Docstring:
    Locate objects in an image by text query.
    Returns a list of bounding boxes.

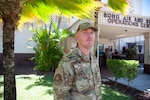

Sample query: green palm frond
[19,0,128,28]
[108,0,128,15]
[20,0,102,23]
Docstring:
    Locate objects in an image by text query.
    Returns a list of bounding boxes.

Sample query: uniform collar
[76,47,91,61]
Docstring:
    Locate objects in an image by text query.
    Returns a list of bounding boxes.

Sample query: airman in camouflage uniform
[53,22,102,100]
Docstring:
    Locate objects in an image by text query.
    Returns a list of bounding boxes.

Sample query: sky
[142,0,150,16]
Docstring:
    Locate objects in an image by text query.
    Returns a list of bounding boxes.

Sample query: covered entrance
[98,10,150,74]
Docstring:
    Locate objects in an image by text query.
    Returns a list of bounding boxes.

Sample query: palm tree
[0,0,101,100]
[0,0,128,99]
[0,1,22,100]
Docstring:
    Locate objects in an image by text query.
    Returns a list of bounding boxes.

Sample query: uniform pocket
[73,63,92,92]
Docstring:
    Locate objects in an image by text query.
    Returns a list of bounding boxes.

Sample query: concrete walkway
[107,64,150,93]
[107,74,150,92]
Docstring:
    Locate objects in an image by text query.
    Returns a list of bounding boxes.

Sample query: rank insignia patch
[54,74,62,85]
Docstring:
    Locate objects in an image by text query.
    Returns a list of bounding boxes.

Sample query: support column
[144,32,150,74]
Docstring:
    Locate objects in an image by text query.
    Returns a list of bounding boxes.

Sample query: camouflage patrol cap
[76,22,98,33]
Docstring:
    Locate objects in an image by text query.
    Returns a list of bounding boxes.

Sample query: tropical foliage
[108,0,128,14]
[31,23,72,71]
[18,0,102,28]
[107,59,139,85]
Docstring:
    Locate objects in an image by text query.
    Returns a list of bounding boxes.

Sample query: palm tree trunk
[0,1,22,100]
[3,15,16,100]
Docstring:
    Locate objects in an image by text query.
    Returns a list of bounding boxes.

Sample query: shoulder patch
[54,74,62,85]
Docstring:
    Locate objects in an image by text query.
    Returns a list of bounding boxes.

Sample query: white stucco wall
[0,23,35,53]
[0,15,79,54]
[99,38,114,52]
[14,24,35,53]
[144,32,150,64]
[128,0,142,15]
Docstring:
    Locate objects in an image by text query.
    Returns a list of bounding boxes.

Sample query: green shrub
[31,23,72,71]
[107,59,139,85]
[125,60,139,84]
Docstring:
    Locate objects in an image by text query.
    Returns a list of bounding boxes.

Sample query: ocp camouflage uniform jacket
[53,48,102,100]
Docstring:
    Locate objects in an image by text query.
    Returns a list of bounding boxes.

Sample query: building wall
[0,23,35,53]
[0,16,79,53]
[143,32,150,74]
[15,24,35,53]
[0,16,79,66]
[128,0,142,15]
[99,38,114,52]
[63,37,76,52]
[0,23,36,66]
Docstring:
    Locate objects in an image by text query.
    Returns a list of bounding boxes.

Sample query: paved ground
[1,63,150,94]
[102,64,150,99]
[107,64,150,93]
[1,63,150,99]
[100,66,114,79]
[0,65,113,77]
[107,73,150,92]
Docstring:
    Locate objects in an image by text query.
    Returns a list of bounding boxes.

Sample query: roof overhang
[98,10,150,40]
